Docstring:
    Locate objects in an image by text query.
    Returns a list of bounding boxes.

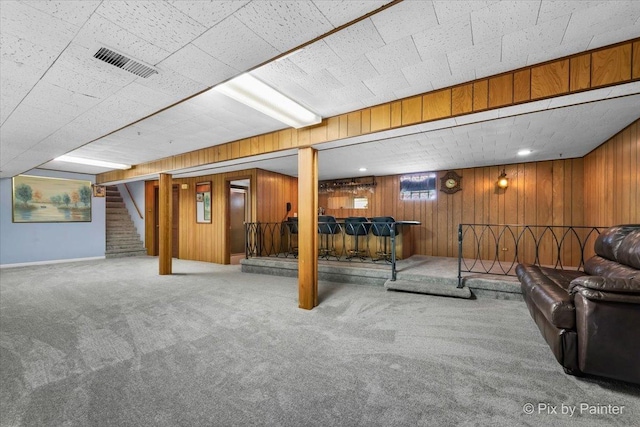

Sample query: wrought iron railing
[457,224,605,287]
[245,221,399,280]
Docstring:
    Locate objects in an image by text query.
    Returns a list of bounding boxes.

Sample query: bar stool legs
[372,217,395,263]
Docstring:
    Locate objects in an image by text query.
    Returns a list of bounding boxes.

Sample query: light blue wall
[117,181,146,248]
[0,169,106,266]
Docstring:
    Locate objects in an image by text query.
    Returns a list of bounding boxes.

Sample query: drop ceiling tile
[370,0,438,44]
[0,1,78,52]
[41,64,121,100]
[366,36,422,76]
[95,1,207,52]
[0,32,58,73]
[324,18,385,61]
[73,14,171,65]
[22,82,102,117]
[326,55,379,85]
[471,1,540,45]
[311,0,391,27]
[327,82,375,105]
[401,54,451,87]
[537,1,604,23]
[158,44,238,87]
[432,1,494,24]
[502,15,570,64]
[588,22,640,51]
[363,72,409,97]
[192,16,279,71]
[412,15,473,60]
[114,82,178,109]
[288,41,341,74]
[18,103,78,130]
[0,64,44,123]
[562,2,640,45]
[0,122,48,154]
[292,69,343,94]
[447,36,502,76]
[235,1,333,52]
[251,58,308,85]
[167,0,250,27]
[526,39,590,65]
[21,0,100,27]
[136,66,206,98]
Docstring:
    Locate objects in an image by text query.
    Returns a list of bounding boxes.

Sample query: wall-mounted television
[400,173,436,200]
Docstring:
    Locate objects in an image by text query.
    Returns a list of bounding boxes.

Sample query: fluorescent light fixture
[359,167,367,172]
[55,155,131,170]
[518,149,532,156]
[214,73,321,129]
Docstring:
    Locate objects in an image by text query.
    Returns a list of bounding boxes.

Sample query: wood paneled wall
[145,168,298,264]
[256,169,298,223]
[98,38,640,184]
[584,119,639,227]
[320,159,585,265]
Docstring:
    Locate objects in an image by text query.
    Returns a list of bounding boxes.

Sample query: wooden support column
[159,173,172,275]
[298,147,318,309]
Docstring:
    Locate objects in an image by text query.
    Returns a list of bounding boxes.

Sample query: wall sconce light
[497,169,509,189]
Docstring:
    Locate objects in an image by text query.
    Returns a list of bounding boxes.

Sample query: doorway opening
[229,179,250,265]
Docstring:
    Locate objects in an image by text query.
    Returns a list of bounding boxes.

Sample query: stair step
[107,244,146,252]
[104,186,145,258]
[105,249,148,259]
[107,236,142,243]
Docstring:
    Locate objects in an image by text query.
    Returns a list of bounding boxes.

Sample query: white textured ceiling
[1,1,639,180]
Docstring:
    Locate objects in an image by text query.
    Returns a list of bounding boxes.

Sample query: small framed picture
[92,185,106,197]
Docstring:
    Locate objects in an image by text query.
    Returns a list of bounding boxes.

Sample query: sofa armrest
[569,275,640,295]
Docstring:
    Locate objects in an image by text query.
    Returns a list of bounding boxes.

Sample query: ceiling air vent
[93,47,158,78]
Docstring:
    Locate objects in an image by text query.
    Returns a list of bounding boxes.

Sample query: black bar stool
[285,217,298,257]
[318,215,340,259]
[371,216,396,262]
[345,217,371,259]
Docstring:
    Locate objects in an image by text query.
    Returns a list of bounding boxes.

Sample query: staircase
[105,185,147,258]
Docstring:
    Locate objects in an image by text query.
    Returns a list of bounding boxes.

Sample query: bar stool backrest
[318,215,339,234]
[286,217,298,234]
[371,216,396,237]
[345,216,371,236]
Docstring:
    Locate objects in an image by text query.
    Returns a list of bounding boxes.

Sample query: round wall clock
[440,171,462,194]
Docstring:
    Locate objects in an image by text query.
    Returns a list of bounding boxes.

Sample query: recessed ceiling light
[55,155,131,170]
[214,73,321,129]
[518,149,532,156]
[359,167,367,172]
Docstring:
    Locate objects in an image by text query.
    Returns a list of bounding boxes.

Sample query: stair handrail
[123,183,143,219]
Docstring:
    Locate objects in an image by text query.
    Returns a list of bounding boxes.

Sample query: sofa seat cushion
[517,264,584,329]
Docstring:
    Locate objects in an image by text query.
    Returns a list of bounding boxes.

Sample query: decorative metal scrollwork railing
[456,224,605,288]
[245,221,399,280]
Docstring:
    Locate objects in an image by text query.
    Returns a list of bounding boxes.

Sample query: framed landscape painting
[12,175,92,223]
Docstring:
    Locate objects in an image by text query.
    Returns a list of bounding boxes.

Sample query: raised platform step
[241,255,523,300]
[384,279,472,299]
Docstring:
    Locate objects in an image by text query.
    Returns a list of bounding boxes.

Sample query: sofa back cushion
[593,225,640,264]
[617,229,640,269]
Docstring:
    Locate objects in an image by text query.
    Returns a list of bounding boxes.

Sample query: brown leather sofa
[516,225,640,384]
